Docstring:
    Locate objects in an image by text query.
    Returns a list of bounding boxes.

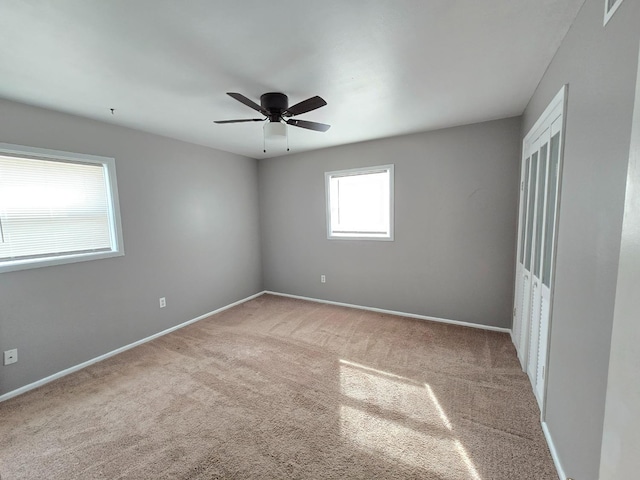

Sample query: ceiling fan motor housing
[261,92,288,122]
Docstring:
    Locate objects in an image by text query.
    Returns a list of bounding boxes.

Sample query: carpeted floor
[0,294,557,479]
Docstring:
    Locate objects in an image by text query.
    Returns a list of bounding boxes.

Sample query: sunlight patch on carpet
[339,359,483,479]
[425,383,452,431]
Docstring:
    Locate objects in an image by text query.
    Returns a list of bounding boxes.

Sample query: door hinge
[542,366,545,380]
[513,307,517,317]
[521,181,524,191]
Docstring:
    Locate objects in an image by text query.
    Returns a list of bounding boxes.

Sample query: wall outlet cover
[4,349,18,365]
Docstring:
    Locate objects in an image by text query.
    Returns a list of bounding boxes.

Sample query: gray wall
[0,99,262,396]
[599,45,640,479]
[521,0,640,477]
[259,117,521,328]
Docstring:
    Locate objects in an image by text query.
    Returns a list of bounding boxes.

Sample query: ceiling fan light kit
[215,92,330,153]
[263,121,287,138]
[263,120,289,153]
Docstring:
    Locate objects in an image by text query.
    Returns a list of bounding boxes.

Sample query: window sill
[0,249,124,274]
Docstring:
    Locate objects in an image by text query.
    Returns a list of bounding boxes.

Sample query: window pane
[327,165,393,240]
[519,157,530,264]
[0,155,112,261]
[534,143,548,277]
[332,172,388,233]
[543,133,560,286]
[525,152,538,270]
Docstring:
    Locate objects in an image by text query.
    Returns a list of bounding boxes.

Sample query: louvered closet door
[514,151,535,368]
[534,116,563,405]
[512,85,565,414]
[527,131,550,398]
[512,155,529,360]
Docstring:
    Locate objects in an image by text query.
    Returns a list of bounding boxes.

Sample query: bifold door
[513,86,566,412]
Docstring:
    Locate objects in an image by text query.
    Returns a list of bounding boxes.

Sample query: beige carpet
[0,294,557,479]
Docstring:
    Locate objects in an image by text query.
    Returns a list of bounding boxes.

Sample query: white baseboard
[542,421,566,480]
[0,291,265,403]
[510,328,517,345]
[1,290,512,403]
[264,291,511,333]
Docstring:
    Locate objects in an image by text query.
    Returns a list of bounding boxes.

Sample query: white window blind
[325,165,394,240]
[0,144,124,273]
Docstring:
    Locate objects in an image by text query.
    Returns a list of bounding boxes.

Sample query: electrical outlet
[159,297,166,308]
[321,275,326,283]
[4,349,17,365]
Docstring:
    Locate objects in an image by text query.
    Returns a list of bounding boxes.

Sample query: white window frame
[0,143,125,273]
[325,164,394,241]
[604,0,624,26]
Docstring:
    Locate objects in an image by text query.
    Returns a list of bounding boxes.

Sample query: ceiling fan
[215,92,331,133]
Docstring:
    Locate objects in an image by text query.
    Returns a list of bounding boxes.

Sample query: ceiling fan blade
[214,118,264,124]
[284,96,327,116]
[227,92,268,115]
[286,119,331,132]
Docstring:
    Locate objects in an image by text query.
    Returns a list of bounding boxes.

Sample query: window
[325,164,394,240]
[604,0,624,25]
[0,143,124,273]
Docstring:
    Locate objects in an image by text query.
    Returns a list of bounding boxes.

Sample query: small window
[604,0,624,25]
[325,164,394,241]
[0,143,124,273]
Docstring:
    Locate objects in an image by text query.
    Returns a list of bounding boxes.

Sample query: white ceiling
[0,1,584,159]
